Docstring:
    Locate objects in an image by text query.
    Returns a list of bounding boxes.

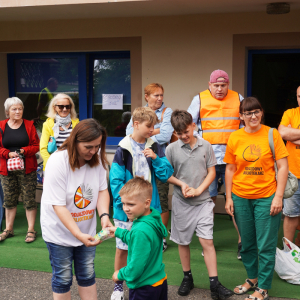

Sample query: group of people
[0,69,299,300]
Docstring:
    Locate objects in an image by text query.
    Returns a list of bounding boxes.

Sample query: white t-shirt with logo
[41,149,108,247]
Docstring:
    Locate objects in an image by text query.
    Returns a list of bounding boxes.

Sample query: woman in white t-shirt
[41,119,112,300]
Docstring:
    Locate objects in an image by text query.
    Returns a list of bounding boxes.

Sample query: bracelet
[99,213,110,220]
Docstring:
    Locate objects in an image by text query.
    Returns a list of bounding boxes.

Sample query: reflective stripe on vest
[200,89,240,144]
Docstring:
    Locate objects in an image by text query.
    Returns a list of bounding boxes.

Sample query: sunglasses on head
[55,105,71,110]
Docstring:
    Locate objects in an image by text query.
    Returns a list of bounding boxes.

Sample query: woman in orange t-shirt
[224,97,289,300]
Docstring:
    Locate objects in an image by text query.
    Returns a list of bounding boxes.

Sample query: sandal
[245,288,269,300]
[0,229,14,242]
[25,230,37,243]
[234,279,258,295]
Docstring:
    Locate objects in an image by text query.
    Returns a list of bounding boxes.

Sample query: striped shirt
[56,123,72,148]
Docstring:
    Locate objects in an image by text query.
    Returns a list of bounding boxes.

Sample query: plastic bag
[275,237,300,284]
[47,136,58,154]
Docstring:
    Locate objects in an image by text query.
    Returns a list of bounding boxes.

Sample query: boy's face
[121,195,151,221]
[133,121,154,139]
[175,123,196,145]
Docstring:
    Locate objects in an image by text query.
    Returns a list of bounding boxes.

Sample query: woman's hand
[76,232,102,247]
[19,149,24,154]
[270,195,283,216]
[225,197,234,217]
[101,215,113,229]
[8,152,19,158]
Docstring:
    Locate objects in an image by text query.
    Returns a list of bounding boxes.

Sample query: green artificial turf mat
[0,204,299,298]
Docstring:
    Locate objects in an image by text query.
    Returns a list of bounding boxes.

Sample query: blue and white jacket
[109,135,174,222]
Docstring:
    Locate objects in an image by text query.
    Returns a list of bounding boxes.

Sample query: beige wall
[0,10,300,112]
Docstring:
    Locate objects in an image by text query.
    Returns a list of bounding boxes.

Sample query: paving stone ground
[0,268,297,300]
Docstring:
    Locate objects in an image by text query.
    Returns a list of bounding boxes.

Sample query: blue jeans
[45,242,96,294]
[209,164,226,197]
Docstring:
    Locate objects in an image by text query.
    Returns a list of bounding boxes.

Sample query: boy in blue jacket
[109,177,168,300]
[109,107,173,300]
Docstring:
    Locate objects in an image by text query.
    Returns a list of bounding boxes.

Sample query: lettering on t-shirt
[71,209,95,222]
[243,167,264,175]
[74,183,93,209]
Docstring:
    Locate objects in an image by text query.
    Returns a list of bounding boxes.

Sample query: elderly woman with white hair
[0,97,40,243]
[40,93,79,171]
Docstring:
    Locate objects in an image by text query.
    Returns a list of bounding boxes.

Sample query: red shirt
[0,119,40,175]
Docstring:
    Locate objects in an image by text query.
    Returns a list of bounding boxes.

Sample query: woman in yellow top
[40,93,79,170]
[224,97,289,300]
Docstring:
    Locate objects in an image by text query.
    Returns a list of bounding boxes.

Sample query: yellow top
[40,117,79,170]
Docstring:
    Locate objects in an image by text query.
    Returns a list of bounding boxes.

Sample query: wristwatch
[99,213,110,220]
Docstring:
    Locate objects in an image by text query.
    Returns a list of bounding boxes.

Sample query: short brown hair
[60,119,108,171]
[144,83,164,100]
[171,110,193,132]
[119,177,152,201]
[132,107,159,125]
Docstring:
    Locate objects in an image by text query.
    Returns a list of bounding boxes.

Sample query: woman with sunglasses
[40,93,79,171]
[224,97,289,300]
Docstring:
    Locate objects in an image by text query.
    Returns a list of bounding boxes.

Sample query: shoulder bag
[268,128,298,199]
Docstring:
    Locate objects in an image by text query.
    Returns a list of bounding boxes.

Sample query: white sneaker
[111,291,124,300]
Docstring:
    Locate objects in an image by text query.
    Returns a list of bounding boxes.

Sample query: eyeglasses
[243,110,262,118]
[55,105,71,110]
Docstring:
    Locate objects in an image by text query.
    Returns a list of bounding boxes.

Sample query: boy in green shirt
[109,177,168,300]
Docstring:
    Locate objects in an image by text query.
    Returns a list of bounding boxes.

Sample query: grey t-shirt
[165,136,217,205]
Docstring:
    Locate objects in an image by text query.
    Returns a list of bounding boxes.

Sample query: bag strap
[268,128,276,160]
[161,107,167,122]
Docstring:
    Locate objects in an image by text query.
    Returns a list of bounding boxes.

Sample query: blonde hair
[4,97,24,118]
[119,177,152,201]
[46,93,77,119]
[132,107,159,125]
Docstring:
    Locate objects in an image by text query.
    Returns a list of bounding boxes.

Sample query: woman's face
[9,104,23,121]
[145,88,164,111]
[76,136,102,163]
[240,109,262,131]
[55,98,71,118]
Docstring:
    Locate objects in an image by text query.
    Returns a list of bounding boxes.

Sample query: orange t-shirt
[280,107,300,179]
[224,125,289,199]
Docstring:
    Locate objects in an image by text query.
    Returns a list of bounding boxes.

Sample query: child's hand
[107,226,117,237]
[143,148,157,160]
[180,182,189,198]
[186,187,199,198]
[112,270,119,283]
[76,232,102,247]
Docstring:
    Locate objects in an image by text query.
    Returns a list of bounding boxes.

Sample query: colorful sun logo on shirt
[242,144,262,162]
[74,184,93,209]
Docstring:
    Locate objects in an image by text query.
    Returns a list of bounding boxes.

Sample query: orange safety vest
[199,89,240,145]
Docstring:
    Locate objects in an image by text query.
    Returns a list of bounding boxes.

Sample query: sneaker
[111,291,124,300]
[168,228,171,234]
[163,241,168,252]
[202,250,204,257]
[237,242,242,260]
[178,275,194,296]
[211,281,234,300]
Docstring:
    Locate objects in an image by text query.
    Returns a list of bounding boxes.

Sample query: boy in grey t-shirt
[166,110,234,300]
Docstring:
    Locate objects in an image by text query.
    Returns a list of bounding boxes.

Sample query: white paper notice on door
[102,94,123,110]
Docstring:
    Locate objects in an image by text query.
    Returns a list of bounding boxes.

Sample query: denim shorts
[114,219,133,250]
[45,242,96,294]
[283,179,300,217]
[208,164,226,198]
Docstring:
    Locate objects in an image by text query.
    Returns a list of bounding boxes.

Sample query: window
[8,51,131,145]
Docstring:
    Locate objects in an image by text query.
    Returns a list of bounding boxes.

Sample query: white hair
[4,97,24,118]
[46,93,77,120]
